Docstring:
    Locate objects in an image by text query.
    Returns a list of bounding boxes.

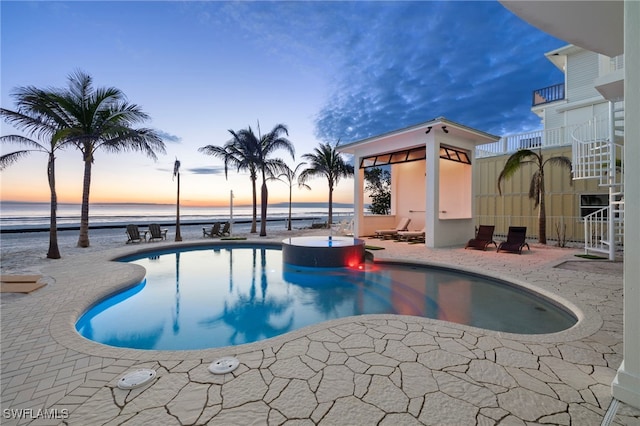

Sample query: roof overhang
[544,44,584,71]
[337,117,500,155]
[500,1,623,57]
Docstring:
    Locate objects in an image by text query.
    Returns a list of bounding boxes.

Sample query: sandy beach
[0,220,326,275]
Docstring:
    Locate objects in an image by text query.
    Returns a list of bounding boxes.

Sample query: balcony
[532,83,565,106]
[475,114,609,159]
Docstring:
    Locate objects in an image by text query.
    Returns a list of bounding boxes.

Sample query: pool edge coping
[47,240,603,363]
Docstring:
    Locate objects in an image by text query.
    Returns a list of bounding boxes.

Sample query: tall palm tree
[497,148,572,244]
[274,162,311,231]
[199,129,261,233]
[1,86,71,259]
[199,123,294,236]
[300,142,354,227]
[249,123,294,237]
[47,70,166,247]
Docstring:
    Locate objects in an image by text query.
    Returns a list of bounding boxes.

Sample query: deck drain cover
[209,357,239,374]
[117,369,156,390]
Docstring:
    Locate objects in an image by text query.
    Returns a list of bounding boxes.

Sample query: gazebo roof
[337,116,500,155]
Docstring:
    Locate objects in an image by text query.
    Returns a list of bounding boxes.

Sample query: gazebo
[338,117,499,248]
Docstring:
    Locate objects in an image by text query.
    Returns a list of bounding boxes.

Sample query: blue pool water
[76,245,577,350]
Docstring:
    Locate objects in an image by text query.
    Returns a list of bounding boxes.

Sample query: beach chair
[126,224,145,244]
[203,222,221,238]
[219,221,231,237]
[397,227,425,242]
[497,226,530,254]
[148,223,168,242]
[1,274,47,294]
[375,217,411,239]
[465,225,497,250]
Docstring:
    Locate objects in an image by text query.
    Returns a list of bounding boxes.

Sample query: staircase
[571,100,624,260]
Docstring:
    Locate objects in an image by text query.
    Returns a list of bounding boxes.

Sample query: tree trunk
[260,178,268,237]
[250,179,257,233]
[175,173,182,241]
[77,155,92,248]
[538,176,547,244]
[46,153,61,259]
[328,182,334,228]
[287,187,292,231]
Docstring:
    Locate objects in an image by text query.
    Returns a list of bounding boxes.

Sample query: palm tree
[199,123,294,237]
[249,123,294,237]
[299,142,354,227]
[1,86,71,259]
[497,148,572,244]
[46,70,166,247]
[273,162,311,231]
[199,129,261,233]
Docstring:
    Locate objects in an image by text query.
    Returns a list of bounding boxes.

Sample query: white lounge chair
[375,217,411,239]
[397,227,425,242]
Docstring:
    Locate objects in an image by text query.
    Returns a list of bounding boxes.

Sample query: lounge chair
[397,227,425,242]
[1,274,47,294]
[375,217,411,239]
[465,225,497,250]
[497,226,530,254]
[203,222,221,238]
[148,223,168,242]
[126,224,146,244]
[219,221,231,237]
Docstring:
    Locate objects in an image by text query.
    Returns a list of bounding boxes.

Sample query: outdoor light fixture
[442,125,449,133]
[425,126,432,134]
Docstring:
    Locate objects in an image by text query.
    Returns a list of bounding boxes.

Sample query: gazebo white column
[424,133,438,247]
[353,155,364,237]
[612,0,640,408]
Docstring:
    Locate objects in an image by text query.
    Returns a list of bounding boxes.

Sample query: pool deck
[2,232,640,425]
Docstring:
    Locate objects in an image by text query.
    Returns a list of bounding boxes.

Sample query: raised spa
[281,236,366,267]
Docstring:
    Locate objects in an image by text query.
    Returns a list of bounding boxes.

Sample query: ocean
[0,202,355,232]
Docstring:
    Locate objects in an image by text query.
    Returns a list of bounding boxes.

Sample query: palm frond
[529,170,542,207]
[0,134,48,151]
[0,151,33,170]
[497,149,540,195]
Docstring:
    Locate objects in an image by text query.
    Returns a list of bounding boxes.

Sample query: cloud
[204,1,565,141]
[155,165,226,175]
[311,2,565,142]
[187,166,226,175]
[157,130,181,143]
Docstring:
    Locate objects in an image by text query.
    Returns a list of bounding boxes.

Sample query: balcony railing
[476,114,608,159]
[532,83,565,106]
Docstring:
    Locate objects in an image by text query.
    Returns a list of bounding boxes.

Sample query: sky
[0,1,565,207]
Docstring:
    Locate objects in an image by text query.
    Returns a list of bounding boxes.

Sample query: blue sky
[0,1,564,206]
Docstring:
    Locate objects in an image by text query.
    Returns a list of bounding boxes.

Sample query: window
[580,194,608,218]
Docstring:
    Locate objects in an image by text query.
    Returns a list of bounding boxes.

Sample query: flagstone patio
[1,234,639,425]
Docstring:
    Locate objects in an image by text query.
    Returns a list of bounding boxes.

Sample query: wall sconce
[441,125,449,133]
[425,126,432,134]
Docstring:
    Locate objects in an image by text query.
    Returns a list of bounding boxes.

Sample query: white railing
[571,116,624,187]
[582,205,624,255]
[476,120,598,158]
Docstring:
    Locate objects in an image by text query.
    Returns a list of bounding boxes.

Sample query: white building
[499,0,639,410]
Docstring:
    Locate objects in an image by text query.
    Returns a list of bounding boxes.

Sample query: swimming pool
[76,245,577,350]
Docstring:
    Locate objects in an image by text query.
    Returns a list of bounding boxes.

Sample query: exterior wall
[394,161,426,231]
[474,145,607,241]
[566,49,601,102]
[613,1,640,407]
